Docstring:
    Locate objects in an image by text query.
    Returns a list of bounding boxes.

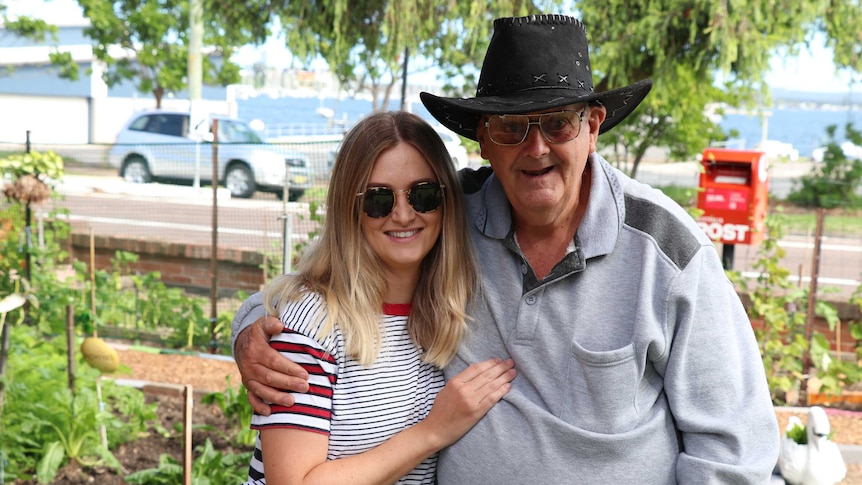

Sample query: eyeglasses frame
[483,107,588,146]
[356,181,446,218]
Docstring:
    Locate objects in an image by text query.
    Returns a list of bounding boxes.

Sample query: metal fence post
[282,161,292,274]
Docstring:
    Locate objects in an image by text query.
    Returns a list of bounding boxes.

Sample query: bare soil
[14,347,862,483]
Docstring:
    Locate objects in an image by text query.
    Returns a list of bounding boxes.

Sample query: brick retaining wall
[66,232,266,295]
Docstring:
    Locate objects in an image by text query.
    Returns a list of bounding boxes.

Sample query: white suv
[434,127,470,170]
[107,110,313,199]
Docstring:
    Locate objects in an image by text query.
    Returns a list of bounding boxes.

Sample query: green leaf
[36,441,66,484]
[815,300,840,331]
[786,421,807,445]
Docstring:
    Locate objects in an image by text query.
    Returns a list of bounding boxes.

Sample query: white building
[0,18,232,147]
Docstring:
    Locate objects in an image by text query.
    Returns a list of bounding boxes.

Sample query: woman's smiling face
[360,141,442,279]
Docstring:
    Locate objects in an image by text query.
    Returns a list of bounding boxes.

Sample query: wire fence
[3,138,862,307]
[1,138,338,261]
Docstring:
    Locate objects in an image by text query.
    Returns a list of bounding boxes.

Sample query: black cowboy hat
[420,14,653,141]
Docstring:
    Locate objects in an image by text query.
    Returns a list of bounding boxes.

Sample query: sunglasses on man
[357,181,445,218]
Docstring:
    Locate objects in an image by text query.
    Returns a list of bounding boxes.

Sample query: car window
[128,115,149,131]
[131,114,187,137]
[217,119,263,143]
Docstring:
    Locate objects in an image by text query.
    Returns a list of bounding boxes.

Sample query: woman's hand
[420,358,516,449]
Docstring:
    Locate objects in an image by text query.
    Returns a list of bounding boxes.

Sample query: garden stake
[90,228,97,338]
[262,216,269,284]
[802,207,825,406]
[836,318,842,366]
[66,305,75,394]
[89,227,108,448]
[209,124,219,355]
[183,384,194,485]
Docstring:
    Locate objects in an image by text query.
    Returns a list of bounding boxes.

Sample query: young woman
[242,111,515,485]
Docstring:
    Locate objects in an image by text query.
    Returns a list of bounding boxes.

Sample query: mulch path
[109,344,242,394]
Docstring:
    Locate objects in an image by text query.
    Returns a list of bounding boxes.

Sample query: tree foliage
[214,1,860,177]
[211,0,560,110]
[76,0,254,107]
[10,0,859,172]
[822,0,862,73]
[1,4,53,41]
[787,123,862,209]
[579,0,841,177]
[0,2,78,79]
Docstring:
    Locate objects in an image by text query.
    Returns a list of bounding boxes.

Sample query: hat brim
[420,79,652,141]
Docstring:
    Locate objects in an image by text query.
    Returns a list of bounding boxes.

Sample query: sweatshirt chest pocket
[560,340,641,434]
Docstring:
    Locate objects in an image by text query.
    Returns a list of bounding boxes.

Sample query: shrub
[787,123,862,209]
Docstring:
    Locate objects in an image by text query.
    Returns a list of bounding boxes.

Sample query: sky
[5,0,858,94]
[765,42,856,93]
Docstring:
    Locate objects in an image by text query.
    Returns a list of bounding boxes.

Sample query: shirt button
[521,264,528,275]
[525,295,536,305]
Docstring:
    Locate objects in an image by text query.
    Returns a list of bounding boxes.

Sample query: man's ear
[476,119,490,160]
[588,105,607,153]
[479,140,489,160]
[588,104,607,133]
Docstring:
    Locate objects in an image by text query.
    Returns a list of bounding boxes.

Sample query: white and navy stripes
[244,293,444,484]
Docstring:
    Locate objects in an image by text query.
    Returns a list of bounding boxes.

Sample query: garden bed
[104,347,862,484]
[11,346,245,484]
[13,346,862,484]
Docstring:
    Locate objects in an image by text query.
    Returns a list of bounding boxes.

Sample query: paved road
[52,160,861,302]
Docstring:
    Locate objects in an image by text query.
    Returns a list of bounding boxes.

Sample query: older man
[232,14,779,483]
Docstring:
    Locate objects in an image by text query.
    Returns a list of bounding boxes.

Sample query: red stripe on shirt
[272,403,331,420]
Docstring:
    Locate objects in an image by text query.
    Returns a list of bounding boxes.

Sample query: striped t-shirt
[244,292,445,484]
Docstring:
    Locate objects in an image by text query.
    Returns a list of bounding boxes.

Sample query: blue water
[236,94,862,158]
[720,108,862,158]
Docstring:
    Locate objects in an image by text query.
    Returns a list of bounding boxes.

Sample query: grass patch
[657,184,699,207]
[771,205,862,237]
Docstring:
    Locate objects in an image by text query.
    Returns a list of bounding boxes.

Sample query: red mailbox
[696,148,768,245]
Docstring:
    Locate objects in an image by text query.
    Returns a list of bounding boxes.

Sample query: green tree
[580,1,842,178]
[75,0,254,107]
[222,1,861,177]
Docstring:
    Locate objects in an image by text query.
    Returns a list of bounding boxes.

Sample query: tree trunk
[629,140,650,179]
[154,86,164,109]
[628,123,662,179]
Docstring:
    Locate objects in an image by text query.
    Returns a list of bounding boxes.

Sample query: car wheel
[122,156,152,184]
[288,189,305,201]
[224,164,256,198]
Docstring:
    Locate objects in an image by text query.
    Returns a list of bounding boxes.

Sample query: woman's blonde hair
[263,111,476,367]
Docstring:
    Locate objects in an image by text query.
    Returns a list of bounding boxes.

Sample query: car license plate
[293,176,307,184]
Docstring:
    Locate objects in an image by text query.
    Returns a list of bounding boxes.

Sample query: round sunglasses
[357,181,445,218]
